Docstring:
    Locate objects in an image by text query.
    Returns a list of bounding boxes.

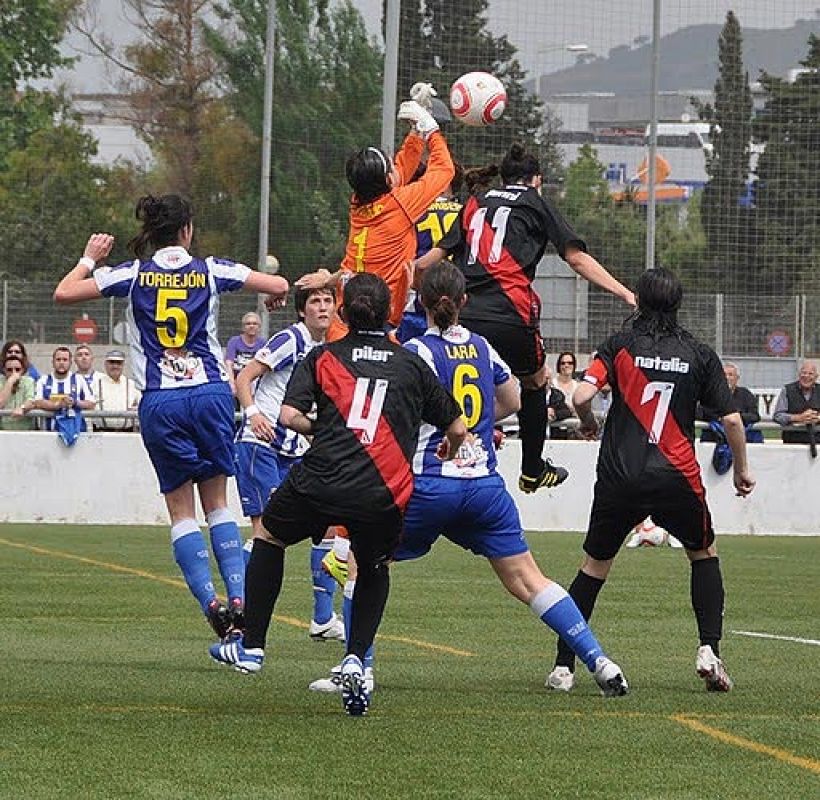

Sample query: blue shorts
[139,383,236,494]
[235,442,299,518]
[395,474,528,561]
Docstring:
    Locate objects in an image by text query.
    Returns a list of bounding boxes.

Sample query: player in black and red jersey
[416,143,635,494]
[547,267,755,694]
[210,273,466,716]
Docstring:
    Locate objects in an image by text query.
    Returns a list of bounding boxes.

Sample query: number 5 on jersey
[156,288,189,348]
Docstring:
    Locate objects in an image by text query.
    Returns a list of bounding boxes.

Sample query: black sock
[348,561,390,662]
[243,538,284,650]
[555,570,606,671]
[519,385,548,477]
[691,556,724,656]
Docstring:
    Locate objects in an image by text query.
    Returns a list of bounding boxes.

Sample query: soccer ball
[627,517,668,548]
[449,72,507,127]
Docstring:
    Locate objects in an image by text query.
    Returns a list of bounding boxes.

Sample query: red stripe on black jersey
[315,349,414,511]
[464,196,536,325]
[614,347,705,502]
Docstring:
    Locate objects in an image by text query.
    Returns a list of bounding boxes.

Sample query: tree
[0,0,78,169]
[391,0,562,179]
[692,11,754,293]
[753,34,820,295]
[206,0,383,273]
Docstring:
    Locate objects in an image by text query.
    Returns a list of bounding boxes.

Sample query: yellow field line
[0,536,475,657]
[670,713,820,775]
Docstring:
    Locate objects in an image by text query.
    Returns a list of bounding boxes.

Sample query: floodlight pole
[257,0,277,339]
[381,0,400,153]
[645,0,661,271]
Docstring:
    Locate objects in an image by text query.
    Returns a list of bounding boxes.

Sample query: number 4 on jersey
[347,377,388,444]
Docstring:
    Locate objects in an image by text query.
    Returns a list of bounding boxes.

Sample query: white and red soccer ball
[449,71,507,127]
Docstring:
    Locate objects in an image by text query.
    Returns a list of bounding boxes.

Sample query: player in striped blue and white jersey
[234,286,344,642]
[53,194,289,642]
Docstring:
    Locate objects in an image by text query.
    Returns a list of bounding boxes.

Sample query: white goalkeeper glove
[410,82,437,112]
[397,100,439,138]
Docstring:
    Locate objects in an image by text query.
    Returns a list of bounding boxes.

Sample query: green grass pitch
[0,525,817,799]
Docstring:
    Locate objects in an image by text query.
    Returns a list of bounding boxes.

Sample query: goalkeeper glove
[397,100,439,138]
[410,82,437,111]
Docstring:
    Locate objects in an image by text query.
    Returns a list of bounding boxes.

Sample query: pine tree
[694,11,754,294]
[753,34,820,295]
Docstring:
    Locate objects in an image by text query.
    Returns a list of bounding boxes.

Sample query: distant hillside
[539,19,820,94]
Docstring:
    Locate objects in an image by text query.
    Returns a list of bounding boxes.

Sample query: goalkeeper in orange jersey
[296,83,455,340]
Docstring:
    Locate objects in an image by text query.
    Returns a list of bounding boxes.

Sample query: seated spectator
[699,361,762,443]
[74,344,98,386]
[0,354,36,430]
[91,350,140,431]
[32,346,96,432]
[1,339,40,380]
[773,360,820,445]
[225,312,264,395]
[544,364,573,439]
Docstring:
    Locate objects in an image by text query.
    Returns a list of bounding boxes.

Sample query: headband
[368,146,389,176]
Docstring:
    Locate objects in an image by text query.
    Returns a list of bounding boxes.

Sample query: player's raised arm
[54,233,114,304]
[243,270,289,310]
[564,245,636,308]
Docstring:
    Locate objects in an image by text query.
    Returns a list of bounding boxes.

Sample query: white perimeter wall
[0,431,816,535]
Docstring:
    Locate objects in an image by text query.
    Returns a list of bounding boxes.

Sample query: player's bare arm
[573,381,600,439]
[494,377,521,421]
[279,403,313,436]
[564,245,636,307]
[236,359,275,443]
[721,411,756,497]
[243,271,289,310]
[435,416,468,461]
[54,233,113,304]
[294,267,343,292]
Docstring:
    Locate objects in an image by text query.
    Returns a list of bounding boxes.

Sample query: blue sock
[207,508,244,605]
[311,544,336,625]
[531,583,604,672]
[171,520,216,614]
[344,580,374,669]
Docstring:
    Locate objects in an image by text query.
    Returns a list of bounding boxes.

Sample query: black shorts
[459,315,544,378]
[261,471,402,567]
[583,478,715,560]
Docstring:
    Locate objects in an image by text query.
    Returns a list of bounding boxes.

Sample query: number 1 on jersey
[353,227,369,272]
[467,206,511,265]
[641,380,674,444]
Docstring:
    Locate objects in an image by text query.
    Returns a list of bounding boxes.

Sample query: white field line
[730,630,820,646]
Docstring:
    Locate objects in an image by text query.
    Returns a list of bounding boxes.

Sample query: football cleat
[310,664,374,694]
[592,657,629,697]
[340,654,370,716]
[209,638,264,674]
[205,599,232,640]
[321,551,349,587]
[696,645,733,692]
[546,666,576,692]
[309,613,346,642]
[226,598,245,640]
[518,460,569,494]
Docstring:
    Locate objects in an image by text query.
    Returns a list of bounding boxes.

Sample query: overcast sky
[55,0,820,93]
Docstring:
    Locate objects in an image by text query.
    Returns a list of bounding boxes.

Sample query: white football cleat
[696,645,733,692]
[309,613,346,642]
[309,663,375,694]
[545,666,575,692]
[592,657,629,697]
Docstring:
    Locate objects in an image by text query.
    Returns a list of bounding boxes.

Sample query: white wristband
[245,404,261,418]
[78,256,96,272]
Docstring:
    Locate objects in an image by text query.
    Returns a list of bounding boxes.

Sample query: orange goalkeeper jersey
[329,130,454,340]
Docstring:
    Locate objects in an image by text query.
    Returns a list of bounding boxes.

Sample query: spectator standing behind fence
[52,193,289,642]
[773,360,820,445]
[224,312,264,396]
[91,350,140,431]
[74,344,98,387]
[0,354,36,430]
[543,364,572,438]
[698,362,761,444]
[1,340,40,380]
[550,352,580,440]
[31,346,96,431]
